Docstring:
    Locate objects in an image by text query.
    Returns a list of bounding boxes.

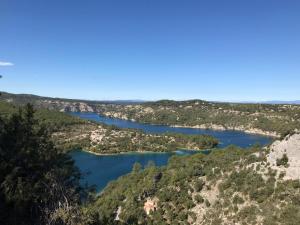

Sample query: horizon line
[1,91,300,104]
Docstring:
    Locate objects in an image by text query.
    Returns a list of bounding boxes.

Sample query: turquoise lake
[69,112,272,191]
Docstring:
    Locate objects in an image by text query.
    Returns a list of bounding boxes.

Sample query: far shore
[78,148,209,156]
[99,113,279,138]
[170,124,279,138]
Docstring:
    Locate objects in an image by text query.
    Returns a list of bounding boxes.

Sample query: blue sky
[0,0,299,101]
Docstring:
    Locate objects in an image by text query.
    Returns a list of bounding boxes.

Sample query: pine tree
[0,104,86,225]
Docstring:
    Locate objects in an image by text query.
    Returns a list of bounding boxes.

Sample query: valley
[1,93,299,225]
[2,92,300,138]
[0,100,218,155]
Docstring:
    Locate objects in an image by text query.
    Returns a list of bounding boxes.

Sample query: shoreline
[80,149,172,156]
[170,124,279,138]
[78,148,209,156]
[99,114,279,138]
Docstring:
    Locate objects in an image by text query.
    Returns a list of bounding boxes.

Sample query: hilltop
[0,92,143,112]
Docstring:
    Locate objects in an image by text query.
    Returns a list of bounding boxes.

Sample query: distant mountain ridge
[215,100,300,105]
[1,91,299,105]
[261,100,300,105]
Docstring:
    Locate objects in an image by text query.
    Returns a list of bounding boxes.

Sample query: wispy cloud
[0,61,14,66]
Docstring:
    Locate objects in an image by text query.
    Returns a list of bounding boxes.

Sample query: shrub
[194,180,205,192]
[232,195,245,205]
[276,154,289,167]
[195,194,204,203]
[205,199,211,207]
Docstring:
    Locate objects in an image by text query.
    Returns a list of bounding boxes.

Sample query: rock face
[144,198,158,215]
[37,100,96,112]
[115,206,122,221]
[64,102,95,112]
[267,133,300,180]
[103,111,128,120]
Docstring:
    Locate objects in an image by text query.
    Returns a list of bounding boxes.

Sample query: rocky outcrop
[103,111,128,120]
[267,133,300,180]
[144,197,159,215]
[37,100,96,112]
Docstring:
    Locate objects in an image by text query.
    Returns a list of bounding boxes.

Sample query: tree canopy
[0,104,87,225]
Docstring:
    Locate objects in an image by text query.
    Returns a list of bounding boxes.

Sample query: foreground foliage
[0,104,90,225]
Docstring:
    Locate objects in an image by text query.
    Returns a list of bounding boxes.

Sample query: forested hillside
[85,141,300,225]
[99,100,300,137]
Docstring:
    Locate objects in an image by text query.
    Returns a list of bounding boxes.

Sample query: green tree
[0,104,87,225]
[276,154,289,167]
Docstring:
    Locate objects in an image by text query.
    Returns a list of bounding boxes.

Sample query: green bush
[276,154,289,167]
[194,179,205,192]
[195,194,204,203]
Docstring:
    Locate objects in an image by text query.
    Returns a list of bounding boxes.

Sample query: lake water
[69,112,272,191]
[70,150,195,191]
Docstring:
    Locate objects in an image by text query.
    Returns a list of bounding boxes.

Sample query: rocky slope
[267,133,300,180]
[38,99,96,112]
